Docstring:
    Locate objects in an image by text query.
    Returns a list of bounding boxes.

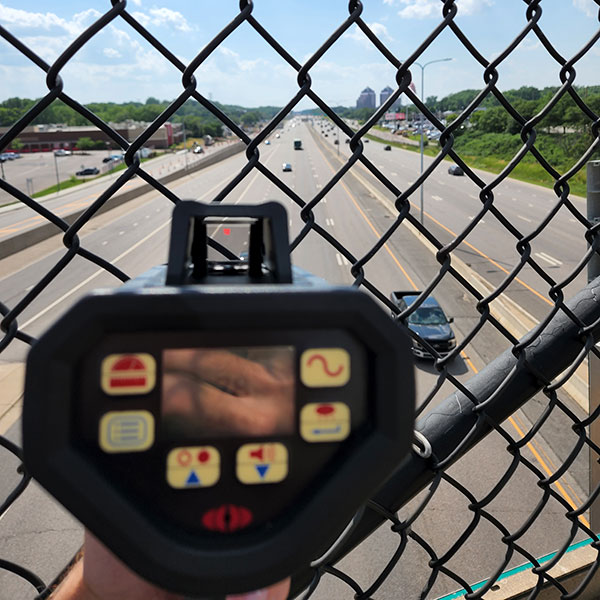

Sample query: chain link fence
[2,0,600,598]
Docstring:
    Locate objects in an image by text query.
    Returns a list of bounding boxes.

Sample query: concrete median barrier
[0,141,245,260]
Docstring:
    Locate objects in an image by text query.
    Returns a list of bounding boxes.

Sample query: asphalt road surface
[0,121,590,599]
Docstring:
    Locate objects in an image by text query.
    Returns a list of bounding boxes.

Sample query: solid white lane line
[535,252,563,267]
[20,219,172,329]
[335,253,343,266]
[518,215,532,222]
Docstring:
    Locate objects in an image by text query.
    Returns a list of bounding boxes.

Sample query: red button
[202,505,253,532]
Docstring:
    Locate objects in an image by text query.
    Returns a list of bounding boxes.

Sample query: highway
[0,120,591,599]
[313,119,587,327]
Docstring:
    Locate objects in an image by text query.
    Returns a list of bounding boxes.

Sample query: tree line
[0,96,281,139]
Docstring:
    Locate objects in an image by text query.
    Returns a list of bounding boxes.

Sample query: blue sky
[0,1,598,109]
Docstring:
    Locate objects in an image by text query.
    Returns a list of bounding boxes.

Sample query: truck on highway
[294,139,302,150]
[390,291,456,359]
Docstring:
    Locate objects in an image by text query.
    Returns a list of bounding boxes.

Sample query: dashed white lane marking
[469,194,478,200]
[133,222,138,227]
[391,172,398,176]
[316,183,322,188]
[326,218,335,227]
[336,253,343,266]
[535,252,562,267]
[119,231,125,235]
[431,195,442,201]
[518,215,532,223]
[102,241,108,245]
[322,198,327,203]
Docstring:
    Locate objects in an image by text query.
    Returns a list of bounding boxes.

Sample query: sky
[0,0,599,110]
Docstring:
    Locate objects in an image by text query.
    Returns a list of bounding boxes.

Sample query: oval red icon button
[202,505,253,533]
[316,404,335,415]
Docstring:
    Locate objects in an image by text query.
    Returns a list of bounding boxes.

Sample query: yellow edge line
[350,156,553,308]
[313,142,418,291]
[315,132,589,529]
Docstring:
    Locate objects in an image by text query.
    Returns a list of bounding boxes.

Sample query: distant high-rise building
[380,86,394,107]
[356,87,376,109]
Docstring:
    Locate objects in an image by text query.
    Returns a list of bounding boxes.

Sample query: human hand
[52,531,291,600]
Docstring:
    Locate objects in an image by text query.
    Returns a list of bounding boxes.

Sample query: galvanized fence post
[588,160,600,533]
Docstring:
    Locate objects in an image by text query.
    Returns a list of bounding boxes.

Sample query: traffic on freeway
[0,119,590,599]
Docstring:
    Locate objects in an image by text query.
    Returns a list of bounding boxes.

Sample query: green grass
[32,175,86,198]
[363,132,587,198]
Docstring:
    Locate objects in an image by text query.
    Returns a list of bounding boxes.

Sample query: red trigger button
[202,505,253,532]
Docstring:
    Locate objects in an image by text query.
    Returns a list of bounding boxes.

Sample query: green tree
[76,137,97,150]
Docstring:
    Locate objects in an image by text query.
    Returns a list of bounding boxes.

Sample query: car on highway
[54,149,71,156]
[448,164,464,176]
[282,162,292,172]
[76,167,100,176]
[390,291,456,359]
[384,145,391,151]
[334,139,339,145]
[265,140,271,145]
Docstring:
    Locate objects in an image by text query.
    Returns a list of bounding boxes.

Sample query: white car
[54,149,71,156]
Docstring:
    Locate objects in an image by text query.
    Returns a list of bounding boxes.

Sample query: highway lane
[0,141,235,237]
[313,120,588,325]
[0,123,590,598]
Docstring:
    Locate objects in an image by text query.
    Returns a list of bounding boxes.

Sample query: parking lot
[0,150,119,202]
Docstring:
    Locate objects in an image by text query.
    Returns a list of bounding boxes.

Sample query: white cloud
[131,7,192,32]
[0,4,101,36]
[344,22,393,47]
[103,47,121,58]
[395,0,493,19]
[572,0,598,17]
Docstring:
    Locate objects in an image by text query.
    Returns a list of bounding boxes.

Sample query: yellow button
[300,402,350,442]
[300,348,350,387]
[101,353,156,395]
[236,443,288,485]
[166,446,220,489]
[99,410,154,453]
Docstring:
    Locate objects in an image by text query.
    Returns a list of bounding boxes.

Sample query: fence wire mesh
[1,0,600,598]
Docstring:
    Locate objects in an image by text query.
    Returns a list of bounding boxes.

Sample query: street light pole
[182,120,188,171]
[53,151,61,193]
[415,57,452,224]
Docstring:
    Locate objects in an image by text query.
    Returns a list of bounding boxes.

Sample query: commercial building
[380,86,394,107]
[356,87,376,109]
[1,121,183,152]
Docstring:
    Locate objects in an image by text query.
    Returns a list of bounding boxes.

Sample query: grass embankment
[364,130,592,197]
[31,157,152,198]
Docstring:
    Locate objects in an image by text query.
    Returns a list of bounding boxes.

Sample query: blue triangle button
[255,464,269,479]
[186,470,201,486]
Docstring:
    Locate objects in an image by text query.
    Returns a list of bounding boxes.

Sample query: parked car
[54,149,71,156]
[76,167,99,176]
[448,164,464,176]
[384,145,391,151]
[390,291,456,359]
[282,162,292,172]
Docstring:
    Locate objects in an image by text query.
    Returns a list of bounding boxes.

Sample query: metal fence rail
[1,1,600,598]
